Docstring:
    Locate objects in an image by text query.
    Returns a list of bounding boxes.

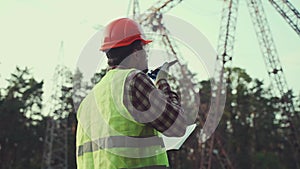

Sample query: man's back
[76,69,169,169]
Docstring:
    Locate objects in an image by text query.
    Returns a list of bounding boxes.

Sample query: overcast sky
[1,0,299,103]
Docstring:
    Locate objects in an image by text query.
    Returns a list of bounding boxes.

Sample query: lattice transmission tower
[246,0,300,168]
[130,1,235,168]
[41,42,71,169]
[131,0,300,169]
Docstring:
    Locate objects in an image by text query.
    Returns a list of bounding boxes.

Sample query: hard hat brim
[100,34,152,51]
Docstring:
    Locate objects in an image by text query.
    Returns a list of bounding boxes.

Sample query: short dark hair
[105,40,143,66]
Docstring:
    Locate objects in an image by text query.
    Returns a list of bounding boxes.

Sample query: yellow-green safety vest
[76,69,169,169]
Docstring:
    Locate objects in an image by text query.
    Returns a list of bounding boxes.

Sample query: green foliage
[252,151,285,169]
[1,66,299,169]
[169,67,299,169]
[0,67,44,169]
[90,69,107,85]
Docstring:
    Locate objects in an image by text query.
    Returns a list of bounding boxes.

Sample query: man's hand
[155,62,170,83]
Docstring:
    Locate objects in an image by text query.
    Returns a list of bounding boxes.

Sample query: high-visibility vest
[76,69,169,169]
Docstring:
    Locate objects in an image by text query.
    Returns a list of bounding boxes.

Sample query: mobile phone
[147,60,178,80]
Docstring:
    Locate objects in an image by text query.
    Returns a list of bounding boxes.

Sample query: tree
[216,68,289,169]
[171,67,295,169]
[0,67,44,169]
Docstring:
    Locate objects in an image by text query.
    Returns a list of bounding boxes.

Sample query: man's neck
[108,65,148,74]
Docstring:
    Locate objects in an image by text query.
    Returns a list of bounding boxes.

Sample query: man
[76,18,187,169]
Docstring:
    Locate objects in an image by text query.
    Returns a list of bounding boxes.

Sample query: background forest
[0,66,299,169]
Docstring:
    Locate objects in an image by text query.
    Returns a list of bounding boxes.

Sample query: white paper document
[162,124,197,150]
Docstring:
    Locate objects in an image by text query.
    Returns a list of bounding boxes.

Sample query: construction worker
[76,18,187,169]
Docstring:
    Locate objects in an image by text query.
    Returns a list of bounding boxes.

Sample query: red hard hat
[100,18,152,51]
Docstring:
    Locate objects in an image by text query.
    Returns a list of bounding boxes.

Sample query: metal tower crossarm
[137,0,183,25]
[268,0,300,37]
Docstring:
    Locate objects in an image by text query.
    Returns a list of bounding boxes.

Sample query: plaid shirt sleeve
[123,70,187,137]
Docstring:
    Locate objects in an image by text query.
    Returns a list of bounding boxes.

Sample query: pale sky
[1,0,299,105]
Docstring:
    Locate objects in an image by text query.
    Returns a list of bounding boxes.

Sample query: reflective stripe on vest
[120,165,169,169]
[77,135,165,156]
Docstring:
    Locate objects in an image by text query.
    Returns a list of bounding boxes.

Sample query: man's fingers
[160,62,170,72]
